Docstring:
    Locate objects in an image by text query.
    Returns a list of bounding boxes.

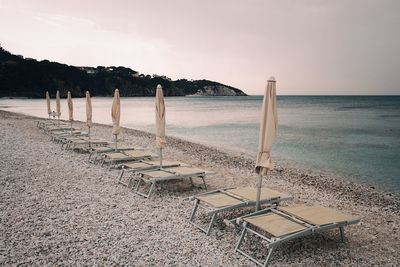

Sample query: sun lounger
[88,146,138,162]
[37,120,69,129]
[189,187,292,235]
[37,120,57,128]
[61,136,109,150]
[51,130,88,142]
[44,125,76,134]
[130,166,214,198]
[100,149,155,167]
[235,205,360,266]
[117,160,185,186]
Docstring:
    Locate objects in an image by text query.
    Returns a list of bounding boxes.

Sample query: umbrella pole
[114,135,118,151]
[255,173,263,211]
[159,148,163,169]
[88,127,91,149]
[70,121,72,134]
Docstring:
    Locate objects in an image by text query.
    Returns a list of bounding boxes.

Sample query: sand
[0,110,399,266]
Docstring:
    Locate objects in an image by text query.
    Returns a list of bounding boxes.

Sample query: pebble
[1,110,399,266]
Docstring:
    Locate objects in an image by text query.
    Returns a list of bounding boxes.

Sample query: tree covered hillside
[0,46,246,98]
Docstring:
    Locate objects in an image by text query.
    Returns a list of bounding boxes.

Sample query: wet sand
[0,110,399,266]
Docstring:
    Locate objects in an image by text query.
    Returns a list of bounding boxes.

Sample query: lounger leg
[189,199,199,222]
[264,246,275,267]
[189,177,195,187]
[201,176,207,190]
[128,176,139,190]
[235,222,248,252]
[147,182,155,198]
[117,169,125,184]
[339,227,345,242]
[127,176,132,188]
[206,213,217,236]
[135,178,142,193]
[136,180,155,198]
[236,223,274,267]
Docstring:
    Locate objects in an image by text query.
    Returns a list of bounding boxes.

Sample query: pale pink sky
[0,0,399,95]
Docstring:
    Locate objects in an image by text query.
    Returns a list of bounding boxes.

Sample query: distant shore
[1,110,399,266]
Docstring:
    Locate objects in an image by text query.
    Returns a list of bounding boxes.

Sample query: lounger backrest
[140,166,205,179]
[167,166,207,175]
[197,193,243,208]
[279,206,358,226]
[141,170,172,178]
[106,152,129,160]
[142,160,183,167]
[244,213,307,237]
[227,187,289,202]
[124,150,153,158]
[124,162,152,169]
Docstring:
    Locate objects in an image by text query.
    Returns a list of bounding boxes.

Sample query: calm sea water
[1,96,399,192]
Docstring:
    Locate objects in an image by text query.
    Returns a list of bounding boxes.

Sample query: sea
[1,95,399,192]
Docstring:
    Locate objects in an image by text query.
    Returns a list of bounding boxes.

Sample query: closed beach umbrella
[56,90,61,120]
[155,84,166,167]
[67,91,73,133]
[111,89,121,149]
[86,91,93,147]
[86,91,93,128]
[67,91,73,122]
[46,91,51,118]
[255,77,278,210]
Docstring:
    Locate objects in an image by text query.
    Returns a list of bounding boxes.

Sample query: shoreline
[2,109,400,208]
[120,126,400,210]
[1,110,399,266]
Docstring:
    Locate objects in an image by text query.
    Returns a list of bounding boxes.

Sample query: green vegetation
[0,45,246,98]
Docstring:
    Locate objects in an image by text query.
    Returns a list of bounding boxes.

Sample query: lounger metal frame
[117,162,182,187]
[63,138,109,151]
[128,169,209,198]
[88,147,138,162]
[99,151,154,168]
[235,208,360,267]
[188,189,292,235]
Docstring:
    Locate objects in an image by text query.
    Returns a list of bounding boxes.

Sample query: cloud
[0,0,399,95]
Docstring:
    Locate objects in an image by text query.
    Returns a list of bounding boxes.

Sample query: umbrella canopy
[255,77,278,211]
[86,91,93,128]
[255,77,278,175]
[111,89,121,136]
[67,91,73,122]
[155,84,166,149]
[46,91,51,116]
[56,90,61,118]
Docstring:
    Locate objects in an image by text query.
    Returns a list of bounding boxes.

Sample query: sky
[0,0,399,95]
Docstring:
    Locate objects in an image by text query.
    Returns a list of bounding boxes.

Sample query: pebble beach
[1,110,399,266]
